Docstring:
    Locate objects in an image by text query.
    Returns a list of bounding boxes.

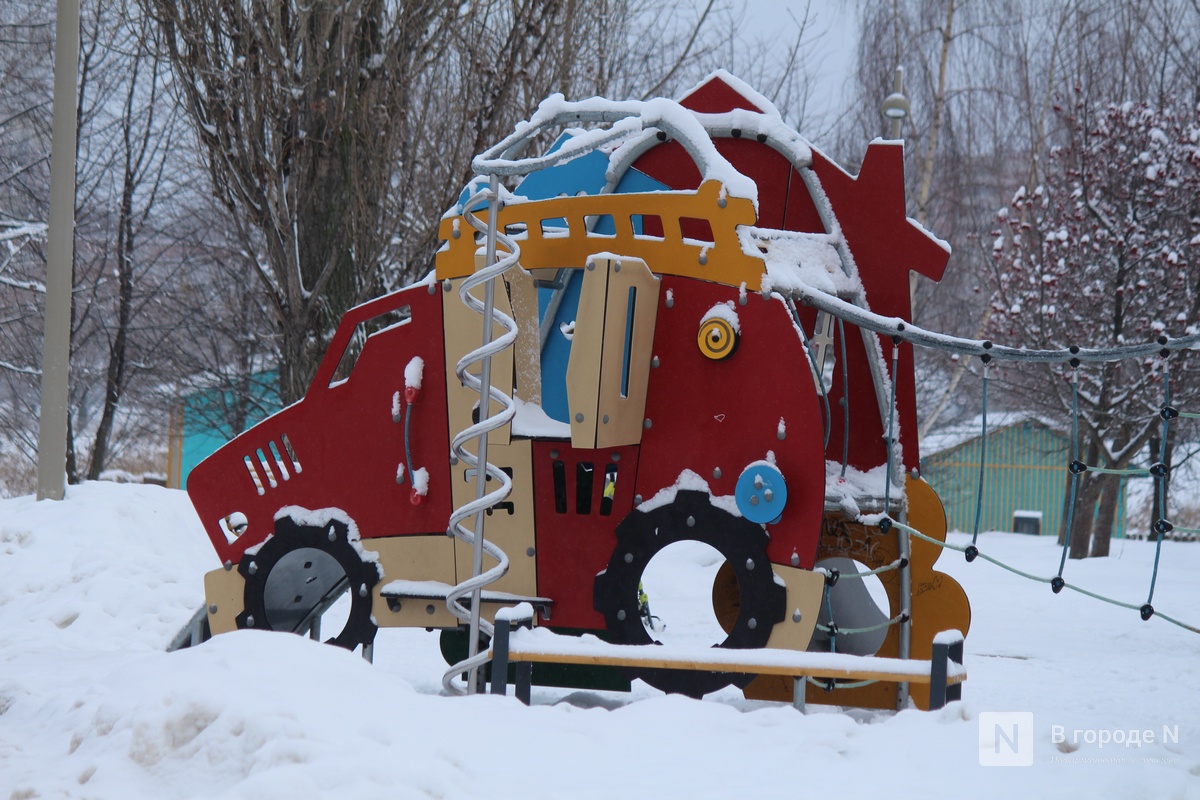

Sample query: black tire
[238,515,380,651]
[593,489,786,697]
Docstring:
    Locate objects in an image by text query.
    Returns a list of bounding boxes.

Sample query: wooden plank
[506,265,543,406]
[595,257,660,449]
[368,534,458,629]
[450,439,539,597]
[203,565,245,635]
[441,273,514,448]
[435,181,764,289]
[761,564,824,650]
[500,645,965,685]
[564,257,609,449]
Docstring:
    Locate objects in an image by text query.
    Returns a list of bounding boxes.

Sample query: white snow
[637,469,741,518]
[701,301,741,334]
[742,226,855,296]
[1,482,1199,799]
[404,356,424,390]
[825,461,897,516]
[411,467,430,496]
[511,396,570,438]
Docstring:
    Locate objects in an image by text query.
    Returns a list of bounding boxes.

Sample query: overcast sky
[736,0,859,130]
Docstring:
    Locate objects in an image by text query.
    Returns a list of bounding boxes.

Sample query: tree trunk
[65,412,80,485]
[87,162,136,480]
[1068,471,1103,560]
[1089,472,1122,557]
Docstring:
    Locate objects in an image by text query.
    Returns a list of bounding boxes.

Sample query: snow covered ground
[2,482,1198,799]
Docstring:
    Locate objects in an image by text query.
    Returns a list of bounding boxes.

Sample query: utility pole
[36,0,81,500]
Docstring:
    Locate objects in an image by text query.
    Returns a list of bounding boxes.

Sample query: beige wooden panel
[565,258,610,449]
[367,534,458,585]
[442,274,513,447]
[505,265,542,406]
[595,257,660,448]
[204,566,245,636]
[451,438,538,598]
[762,564,824,652]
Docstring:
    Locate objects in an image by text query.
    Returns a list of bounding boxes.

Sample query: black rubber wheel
[238,515,380,651]
[593,489,786,698]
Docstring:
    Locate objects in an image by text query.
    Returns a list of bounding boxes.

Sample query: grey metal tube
[36,0,81,501]
[466,173,503,694]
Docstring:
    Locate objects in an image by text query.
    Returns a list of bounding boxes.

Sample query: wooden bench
[488,608,965,711]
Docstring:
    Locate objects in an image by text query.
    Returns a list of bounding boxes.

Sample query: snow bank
[2,483,1199,799]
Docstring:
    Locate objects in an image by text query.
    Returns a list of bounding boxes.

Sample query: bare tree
[145,0,459,405]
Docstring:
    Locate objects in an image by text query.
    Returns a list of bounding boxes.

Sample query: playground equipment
[181,71,979,710]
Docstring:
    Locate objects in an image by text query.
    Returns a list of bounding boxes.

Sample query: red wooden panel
[532,441,641,631]
[632,138,791,231]
[808,144,950,470]
[634,276,826,568]
[187,283,452,565]
[677,75,764,114]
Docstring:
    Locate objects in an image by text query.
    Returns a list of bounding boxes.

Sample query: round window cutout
[638,540,732,647]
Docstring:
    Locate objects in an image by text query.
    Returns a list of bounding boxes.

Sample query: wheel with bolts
[593,489,785,697]
[238,514,380,651]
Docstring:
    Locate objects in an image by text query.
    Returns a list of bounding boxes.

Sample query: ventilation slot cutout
[552,460,567,514]
[600,464,618,516]
[268,440,290,481]
[244,456,265,495]
[256,449,278,488]
[281,433,301,474]
[576,462,594,515]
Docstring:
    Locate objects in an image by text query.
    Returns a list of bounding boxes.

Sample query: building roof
[920,411,1066,458]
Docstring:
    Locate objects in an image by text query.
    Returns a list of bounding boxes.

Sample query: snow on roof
[920,411,1066,457]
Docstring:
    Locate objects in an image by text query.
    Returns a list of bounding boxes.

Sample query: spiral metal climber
[442,175,521,695]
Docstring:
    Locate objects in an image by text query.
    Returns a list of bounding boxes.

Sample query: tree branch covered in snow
[986,92,1200,557]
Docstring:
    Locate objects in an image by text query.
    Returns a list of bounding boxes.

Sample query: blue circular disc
[735,463,788,524]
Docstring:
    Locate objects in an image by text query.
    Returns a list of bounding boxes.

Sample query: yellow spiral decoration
[698,317,737,360]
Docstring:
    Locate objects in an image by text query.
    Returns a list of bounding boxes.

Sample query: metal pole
[465,173,502,693]
[36,0,81,501]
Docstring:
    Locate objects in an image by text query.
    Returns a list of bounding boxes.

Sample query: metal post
[465,173,502,693]
[929,639,948,710]
[490,617,511,696]
[36,0,81,501]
